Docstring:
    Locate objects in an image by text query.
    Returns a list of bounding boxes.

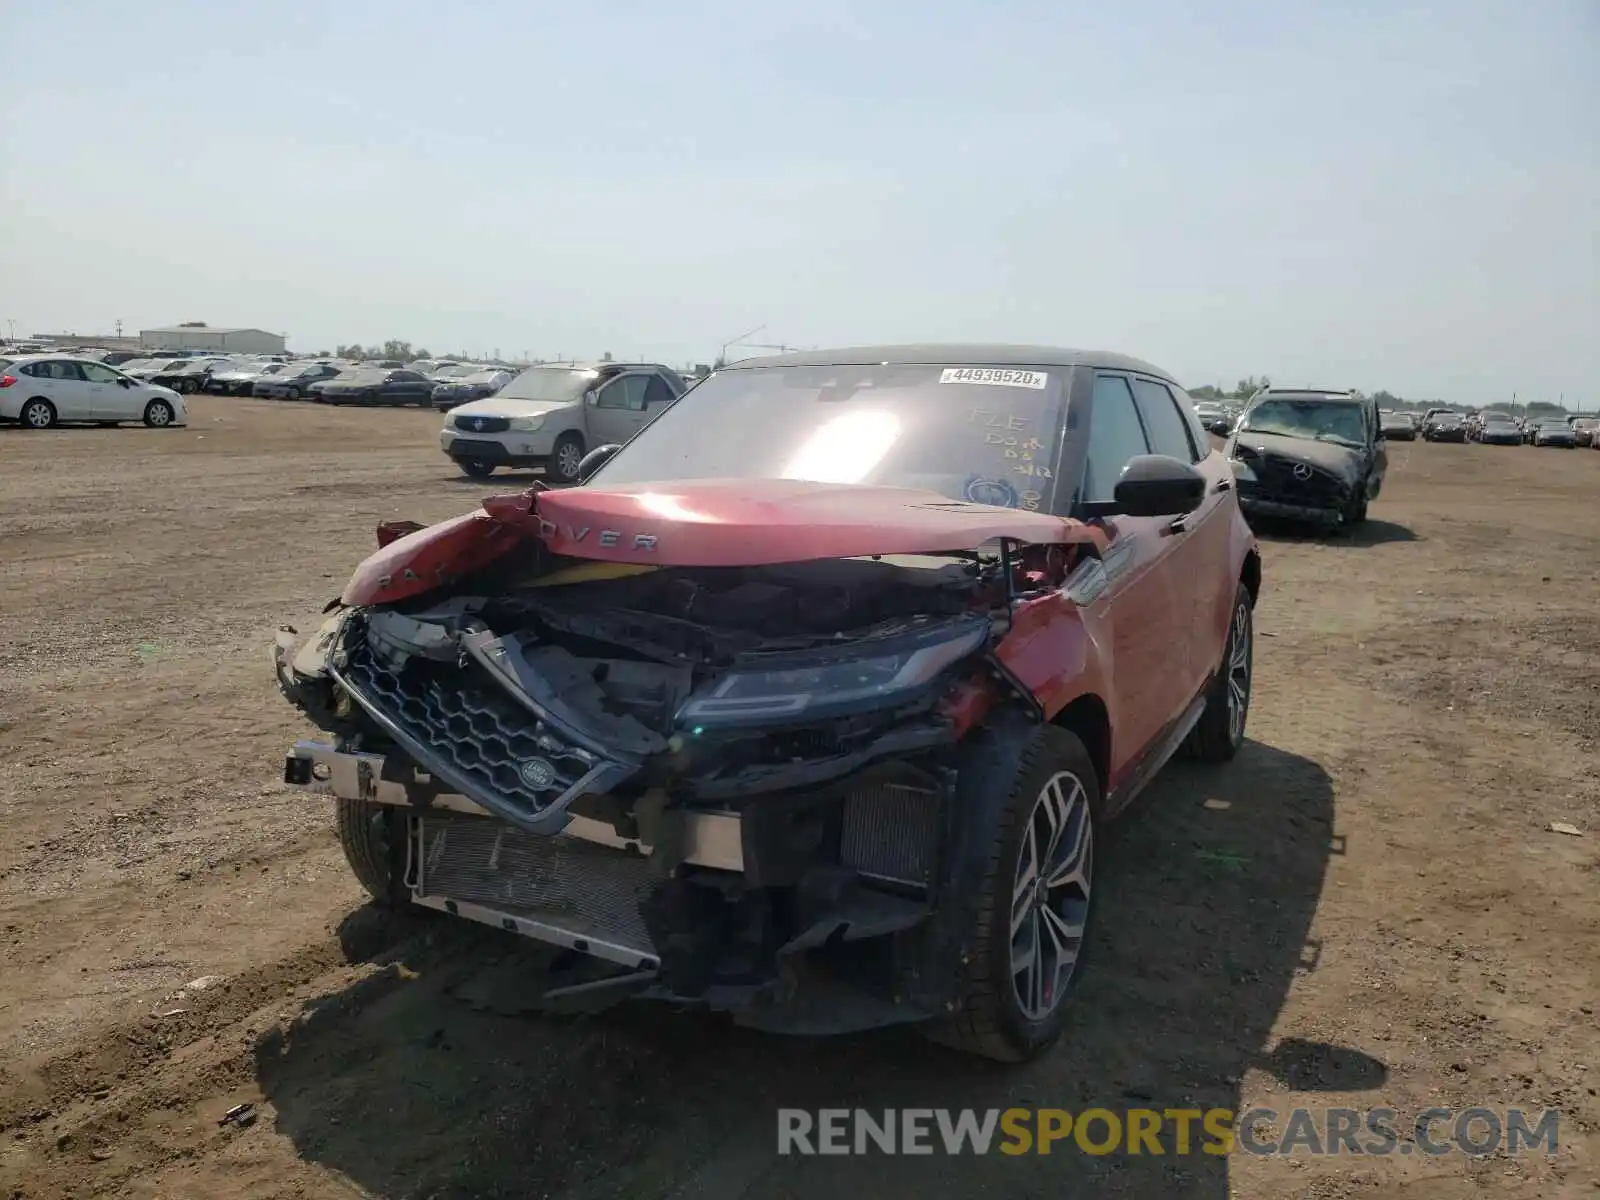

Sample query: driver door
[79,361,138,418]
[587,373,651,444]
[1074,373,1193,782]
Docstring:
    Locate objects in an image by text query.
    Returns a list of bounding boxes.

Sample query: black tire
[19,398,57,429]
[335,799,410,907]
[286,386,301,401]
[143,399,176,428]
[549,433,586,484]
[1345,492,1368,525]
[459,458,497,479]
[1182,582,1254,762]
[924,725,1100,1063]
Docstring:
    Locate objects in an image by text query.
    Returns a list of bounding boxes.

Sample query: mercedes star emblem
[517,758,557,790]
[1292,463,1313,480]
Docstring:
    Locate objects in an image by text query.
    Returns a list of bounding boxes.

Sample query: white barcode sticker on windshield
[940,367,1048,389]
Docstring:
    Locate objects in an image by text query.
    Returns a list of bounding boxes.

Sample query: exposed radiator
[415,812,656,956]
[839,781,941,889]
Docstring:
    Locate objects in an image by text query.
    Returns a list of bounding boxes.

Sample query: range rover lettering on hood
[537,521,660,552]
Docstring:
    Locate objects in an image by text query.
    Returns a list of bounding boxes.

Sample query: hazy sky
[2,0,1594,405]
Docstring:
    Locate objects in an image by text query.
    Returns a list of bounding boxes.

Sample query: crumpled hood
[341,478,1074,606]
[1235,431,1366,484]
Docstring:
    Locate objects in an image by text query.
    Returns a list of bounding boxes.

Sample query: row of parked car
[1409,406,1596,447]
[95,354,518,411]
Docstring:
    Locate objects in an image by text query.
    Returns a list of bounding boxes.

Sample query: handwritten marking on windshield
[968,410,1030,430]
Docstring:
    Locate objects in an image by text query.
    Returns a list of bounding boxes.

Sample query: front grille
[416,811,656,957]
[454,414,510,433]
[840,781,941,888]
[1253,457,1345,506]
[339,636,600,820]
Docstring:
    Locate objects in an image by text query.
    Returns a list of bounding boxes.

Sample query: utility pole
[718,324,765,366]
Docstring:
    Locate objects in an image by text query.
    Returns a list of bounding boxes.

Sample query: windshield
[341,369,392,385]
[1485,420,1516,430]
[434,364,484,379]
[462,370,506,384]
[1237,398,1368,447]
[499,366,600,403]
[587,363,1067,507]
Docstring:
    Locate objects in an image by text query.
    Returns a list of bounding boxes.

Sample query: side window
[1081,375,1151,504]
[1131,378,1202,463]
[35,360,85,381]
[80,363,121,384]
[597,375,649,410]
[643,375,676,407]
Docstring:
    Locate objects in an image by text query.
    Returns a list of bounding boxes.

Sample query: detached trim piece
[413,894,661,972]
[284,740,744,871]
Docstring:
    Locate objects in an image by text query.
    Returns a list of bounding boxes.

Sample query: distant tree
[415,347,431,359]
[1526,400,1564,416]
[1189,384,1221,400]
[1232,375,1270,398]
[381,339,413,360]
[335,343,366,359]
[1372,389,1400,407]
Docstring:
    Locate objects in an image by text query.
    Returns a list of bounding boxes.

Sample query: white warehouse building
[139,325,287,354]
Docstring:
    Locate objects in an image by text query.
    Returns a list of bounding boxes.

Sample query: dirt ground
[0,399,1596,1200]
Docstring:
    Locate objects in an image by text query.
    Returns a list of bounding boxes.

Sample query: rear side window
[1131,378,1201,463]
[1081,375,1151,503]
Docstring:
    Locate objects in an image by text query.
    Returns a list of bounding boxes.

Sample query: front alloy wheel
[1011,772,1093,1022]
[924,724,1102,1062]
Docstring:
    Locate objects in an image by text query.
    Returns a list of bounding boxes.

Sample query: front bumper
[439,429,553,463]
[1238,495,1340,525]
[285,739,945,1025]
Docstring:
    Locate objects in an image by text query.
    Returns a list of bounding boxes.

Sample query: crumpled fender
[341,508,530,607]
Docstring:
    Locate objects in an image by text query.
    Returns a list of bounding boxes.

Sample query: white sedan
[0,355,187,429]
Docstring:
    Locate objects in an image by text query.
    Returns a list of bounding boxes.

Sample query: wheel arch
[1049,693,1109,804]
[1240,549,1262,609]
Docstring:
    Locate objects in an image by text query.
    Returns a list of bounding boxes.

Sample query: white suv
[1,356,187,429]
[439,361,685,482]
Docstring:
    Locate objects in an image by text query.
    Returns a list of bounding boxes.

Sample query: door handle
[1163,516,1188,537]
[1212,479,1232,493]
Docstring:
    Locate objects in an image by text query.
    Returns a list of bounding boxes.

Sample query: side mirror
[118,378,133,388]
[1113,454,1206,518]
[576,443,621,484]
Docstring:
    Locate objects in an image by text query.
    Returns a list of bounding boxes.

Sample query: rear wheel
[336,799,409,907]
[1182,582,1253,762]
[20,398,56,429]
[459,458,496,479]
[286,386,301,401]
[924,726,1098,1062]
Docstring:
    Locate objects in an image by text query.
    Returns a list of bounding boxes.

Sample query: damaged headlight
[678,615,989,728]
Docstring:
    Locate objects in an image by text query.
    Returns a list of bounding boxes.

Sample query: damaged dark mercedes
[1226,388,1388,530]
[277,345,1261,1061]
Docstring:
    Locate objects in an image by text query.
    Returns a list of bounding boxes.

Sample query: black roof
[724,344,1178,382]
